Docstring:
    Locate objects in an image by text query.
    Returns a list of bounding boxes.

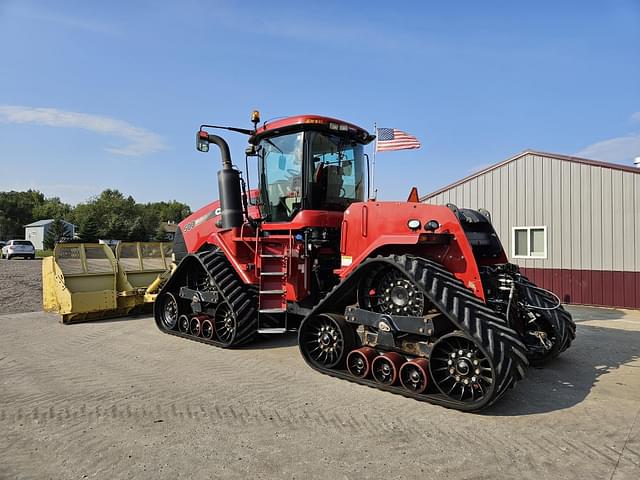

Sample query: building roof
[421,150,640,201]
[24,219,76,228]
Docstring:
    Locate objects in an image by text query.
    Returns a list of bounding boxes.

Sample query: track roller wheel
[201,319,214,340]
[371,352,405,385]
[178,314,190,333]
[159,292,179,330]
[400,358,429,394]
[299,313,356,369]
[429,332,495,404]
[346,346,377,378]
[189,316,203,337]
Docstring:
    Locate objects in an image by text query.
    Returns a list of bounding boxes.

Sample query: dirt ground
[0,257,42,314]
[0,304,639,479]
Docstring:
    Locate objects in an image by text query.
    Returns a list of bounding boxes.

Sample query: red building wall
[520,268,640,310]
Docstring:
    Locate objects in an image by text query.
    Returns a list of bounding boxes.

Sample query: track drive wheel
[299,313,356,369]
[358,265,426,316]
[430,332,496,405]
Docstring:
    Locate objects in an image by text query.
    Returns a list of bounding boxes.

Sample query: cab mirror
[278,154,286,170]
[196,131,210,152]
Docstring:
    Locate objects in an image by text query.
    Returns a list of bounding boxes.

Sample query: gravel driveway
[0,307,639,479]
[0,257,42,314]
[1,260,639,479]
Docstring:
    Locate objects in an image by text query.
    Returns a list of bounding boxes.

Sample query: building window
[512,226,547,259]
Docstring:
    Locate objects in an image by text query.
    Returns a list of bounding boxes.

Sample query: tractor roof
[251,115,374,144]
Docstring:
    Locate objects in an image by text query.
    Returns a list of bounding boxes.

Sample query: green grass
[36,250,53,258]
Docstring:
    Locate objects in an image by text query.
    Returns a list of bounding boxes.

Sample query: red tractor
[154,112,575,411]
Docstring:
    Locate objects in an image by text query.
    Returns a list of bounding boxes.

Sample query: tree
[142,200,191,235]
[0,190,46,239]
[145,200,191,224]
[105,217,129,240]
[128,217,148,242]
[154,223,169,242]
[43,218,67,250]
[0,188,192,243]
[33,197,72,220]
[71,189,137,239]
[78,216,100,242]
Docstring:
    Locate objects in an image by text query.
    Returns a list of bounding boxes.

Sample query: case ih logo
[183,208,222,233]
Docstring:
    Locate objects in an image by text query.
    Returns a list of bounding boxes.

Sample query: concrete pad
[0,306,639,479]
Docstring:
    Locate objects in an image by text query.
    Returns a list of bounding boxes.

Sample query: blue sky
[1,0,639,208]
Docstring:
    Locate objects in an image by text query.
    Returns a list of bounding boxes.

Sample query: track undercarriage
[299,255,531,411]
[155,250,259,347]
[154,250,575,412]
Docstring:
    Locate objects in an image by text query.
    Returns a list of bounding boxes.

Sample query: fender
[339,202,487,301]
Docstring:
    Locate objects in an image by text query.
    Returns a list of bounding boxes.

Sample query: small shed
[422,150,640,309]
[24,219,76,250]
[160,221,178,241]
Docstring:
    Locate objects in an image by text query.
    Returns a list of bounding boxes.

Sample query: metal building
[24,219,76,250]
[423,150,640,309]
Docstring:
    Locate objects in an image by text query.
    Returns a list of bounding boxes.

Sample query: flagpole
[371,122,377,200]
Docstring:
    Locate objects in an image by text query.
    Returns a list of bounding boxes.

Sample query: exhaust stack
[197,131,244,229]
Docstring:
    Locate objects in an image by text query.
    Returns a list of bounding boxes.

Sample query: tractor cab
[250,115,374,222]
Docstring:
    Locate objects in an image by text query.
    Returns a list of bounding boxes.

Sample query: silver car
[2,240,36,259]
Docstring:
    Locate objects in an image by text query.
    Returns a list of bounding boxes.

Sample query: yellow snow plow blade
[43,242,173,324]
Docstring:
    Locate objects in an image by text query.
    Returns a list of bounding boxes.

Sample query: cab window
[258,132,303,222]
[308,132,364,211]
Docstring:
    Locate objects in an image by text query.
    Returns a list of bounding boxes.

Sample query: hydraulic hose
[515,279,562,311]
[505,283,515,321]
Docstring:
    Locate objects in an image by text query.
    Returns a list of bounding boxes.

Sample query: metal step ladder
[257,241,288,333]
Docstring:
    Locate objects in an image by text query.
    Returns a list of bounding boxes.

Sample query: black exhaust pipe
[206,134,244,229]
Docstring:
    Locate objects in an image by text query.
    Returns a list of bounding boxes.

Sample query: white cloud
[210,7,412,52]
[576,133,640,162]
[0,105,167,156]
[576,111,640,162]
[8,4,121,36]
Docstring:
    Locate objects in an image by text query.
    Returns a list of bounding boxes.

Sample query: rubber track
[518,276,576,354]
[154,250,258,347]
[299,254,529,412]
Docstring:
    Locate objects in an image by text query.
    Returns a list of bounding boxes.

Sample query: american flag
[376,127,421,152]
